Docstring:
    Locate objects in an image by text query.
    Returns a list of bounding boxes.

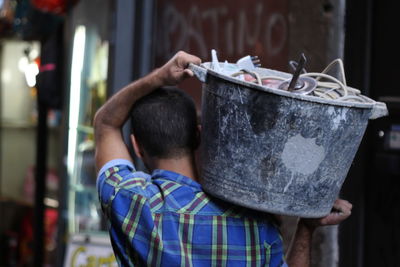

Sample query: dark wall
[341,1,400,266]
[364,1,400,266]
[369,2,400,99]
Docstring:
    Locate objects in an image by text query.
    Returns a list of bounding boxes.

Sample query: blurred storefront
[0,0,61,263]
[60,0,114,265]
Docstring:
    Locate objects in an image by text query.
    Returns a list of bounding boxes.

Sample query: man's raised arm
[93,51,201,173]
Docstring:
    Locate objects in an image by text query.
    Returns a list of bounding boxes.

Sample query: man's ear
[130,134,144,159]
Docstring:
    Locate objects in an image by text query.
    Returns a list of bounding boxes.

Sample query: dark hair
[130,87,199,159]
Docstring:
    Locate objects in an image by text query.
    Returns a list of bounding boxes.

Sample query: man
[94,51,352,266]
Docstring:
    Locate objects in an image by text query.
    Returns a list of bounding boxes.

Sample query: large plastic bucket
[190,63,387,217]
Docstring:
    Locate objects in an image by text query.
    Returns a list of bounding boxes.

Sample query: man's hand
[155,51,202,86]
[286,199,352,267]
[300,199,353,230]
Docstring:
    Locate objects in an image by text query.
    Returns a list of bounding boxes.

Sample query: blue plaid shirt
[97,159,287,266]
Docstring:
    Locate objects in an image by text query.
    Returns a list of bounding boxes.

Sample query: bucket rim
[201,62,375,110]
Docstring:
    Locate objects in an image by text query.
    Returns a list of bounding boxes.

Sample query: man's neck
[149,154,199,182]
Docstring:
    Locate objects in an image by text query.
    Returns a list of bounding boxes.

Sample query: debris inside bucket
[209,49,374,104]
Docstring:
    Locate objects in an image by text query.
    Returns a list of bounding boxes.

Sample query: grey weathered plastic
[189,63,388,218]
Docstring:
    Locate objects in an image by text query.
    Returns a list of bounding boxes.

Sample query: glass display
[66,0,110,235]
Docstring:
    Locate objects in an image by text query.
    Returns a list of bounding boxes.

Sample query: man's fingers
[332,199,353,215]
[160,51,202,85]
[185,55,201,66]
[320,211,351,225]
[301,199,353,228]
[176,51,202,68]
[320,199,353,225]
[182,52,202,66]
[318,199,353,226]
[184,69,194,77]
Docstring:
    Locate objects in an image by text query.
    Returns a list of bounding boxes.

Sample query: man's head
[130,87,199,160]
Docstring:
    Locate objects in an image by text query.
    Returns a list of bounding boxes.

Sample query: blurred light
[67,25,86,234]
[67,25,86,178]
[25,63,39,87]
[18,57,29,72]
[29,48,39,59]
[44,197,59,208]
[1,69,11,83]
[18,54,39,87]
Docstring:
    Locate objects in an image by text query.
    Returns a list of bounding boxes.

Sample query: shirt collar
[151,169,202,190]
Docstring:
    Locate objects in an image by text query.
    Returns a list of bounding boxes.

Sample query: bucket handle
[370,101,389,120]
[188,63,207,83]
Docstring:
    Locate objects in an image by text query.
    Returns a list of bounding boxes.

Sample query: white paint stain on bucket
[281,134,325,175]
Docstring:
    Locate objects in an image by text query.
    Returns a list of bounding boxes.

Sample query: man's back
[98,159,285,266]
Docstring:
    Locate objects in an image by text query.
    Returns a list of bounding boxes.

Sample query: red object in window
[30,0,80,15]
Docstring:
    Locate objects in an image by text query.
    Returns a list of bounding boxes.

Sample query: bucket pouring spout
[188,63,207,83]
[370,101,389,120]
